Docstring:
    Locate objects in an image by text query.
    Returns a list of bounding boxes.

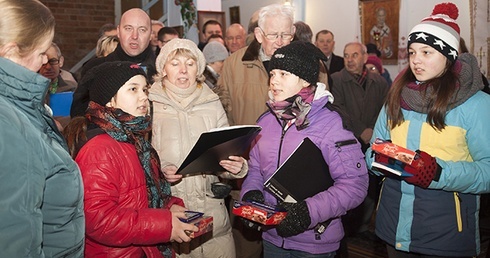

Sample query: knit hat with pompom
[408,2,460,62]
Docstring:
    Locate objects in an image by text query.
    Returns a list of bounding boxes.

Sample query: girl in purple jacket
[240,41,368,256]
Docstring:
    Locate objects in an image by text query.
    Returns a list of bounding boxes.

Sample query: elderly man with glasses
[218,4,296,126]
[39,42,78,95]
[38,42,78,129]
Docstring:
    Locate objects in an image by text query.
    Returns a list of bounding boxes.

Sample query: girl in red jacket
[64,61,197,257]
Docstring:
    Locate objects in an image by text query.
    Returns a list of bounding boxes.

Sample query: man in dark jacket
[315,30,344,74]
[331,41,389,257]
[70,8,156,117]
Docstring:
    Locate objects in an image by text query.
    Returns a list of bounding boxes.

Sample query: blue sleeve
[429,93,490,193]
[365,105,390,173]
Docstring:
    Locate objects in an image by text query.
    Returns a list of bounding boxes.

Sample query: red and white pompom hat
[408,2,460,62]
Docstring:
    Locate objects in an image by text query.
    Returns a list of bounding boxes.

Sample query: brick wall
[41,0,116,72]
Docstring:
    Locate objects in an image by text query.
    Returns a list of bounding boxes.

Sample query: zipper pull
[335,139,357,148]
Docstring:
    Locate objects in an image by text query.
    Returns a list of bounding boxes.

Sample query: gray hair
[345,42,367,55]
[257,4,294,30]
[51,42,62,58]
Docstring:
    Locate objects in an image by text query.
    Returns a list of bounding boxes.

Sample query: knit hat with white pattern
[408,2,460,62]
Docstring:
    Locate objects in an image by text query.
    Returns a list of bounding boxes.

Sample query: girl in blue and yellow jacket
[365,3,490,257]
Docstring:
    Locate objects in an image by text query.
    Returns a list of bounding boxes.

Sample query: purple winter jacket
[240,92,368,254]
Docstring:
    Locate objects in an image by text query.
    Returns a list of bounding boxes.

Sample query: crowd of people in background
[1,0,490,257]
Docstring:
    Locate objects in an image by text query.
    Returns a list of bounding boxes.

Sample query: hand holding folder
[264,137,334,203]
[177,125,261,175]
[263,137,334,235]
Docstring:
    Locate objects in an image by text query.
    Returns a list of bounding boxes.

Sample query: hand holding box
[371,139,442,188]
[184,215,213,238]
[232,200,287,225]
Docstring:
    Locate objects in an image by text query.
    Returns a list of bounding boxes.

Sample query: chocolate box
[372,138,417,165]
[232,200,287,225]
[185,216,213,238]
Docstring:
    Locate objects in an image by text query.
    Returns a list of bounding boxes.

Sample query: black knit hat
[269,41,328,85]
[85,61,147,106]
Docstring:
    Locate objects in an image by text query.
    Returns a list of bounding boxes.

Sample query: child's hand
[170,211,198,243]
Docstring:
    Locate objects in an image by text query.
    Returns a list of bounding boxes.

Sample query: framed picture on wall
[230,6,240,24]
[197,11,226,42]
[360,0,400,65]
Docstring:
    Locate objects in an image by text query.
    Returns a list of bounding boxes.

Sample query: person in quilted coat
[64,61,197,257]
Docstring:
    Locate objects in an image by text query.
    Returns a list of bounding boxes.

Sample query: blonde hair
[96,35,119,57]
[0,0,55,57]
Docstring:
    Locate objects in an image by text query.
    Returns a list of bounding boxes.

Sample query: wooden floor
[344,216,490,258]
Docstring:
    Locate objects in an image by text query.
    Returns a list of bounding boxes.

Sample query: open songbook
[177,125,261,175]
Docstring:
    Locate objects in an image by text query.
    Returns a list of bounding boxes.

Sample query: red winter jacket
[76,133,184,257]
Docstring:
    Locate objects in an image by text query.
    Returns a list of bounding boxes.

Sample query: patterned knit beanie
[408,2,460,62]
[86,61,146,106]
[269,41,327,85]
[156,38,206,76]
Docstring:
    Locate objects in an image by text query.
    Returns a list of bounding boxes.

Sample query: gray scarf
[401,53,484,113]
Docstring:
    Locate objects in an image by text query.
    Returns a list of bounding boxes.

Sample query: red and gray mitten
[403,150,442,188]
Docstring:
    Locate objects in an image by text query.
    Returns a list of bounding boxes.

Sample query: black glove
[276,201,311,237]
[240,190,265,231]
[242,190,265,203]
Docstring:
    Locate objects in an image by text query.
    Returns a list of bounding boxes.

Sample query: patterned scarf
[356,67,368,89]
[48,78,59,94]
[85,101,172,257]
[400,53,484,113]
[267,86,316,130]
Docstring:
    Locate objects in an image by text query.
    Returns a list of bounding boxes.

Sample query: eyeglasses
[258,27,293,41]
[45,58,60,66]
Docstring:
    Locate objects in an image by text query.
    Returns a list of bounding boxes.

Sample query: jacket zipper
[454,192,463,232]
[277,126,287,169]
[278,121,288,248]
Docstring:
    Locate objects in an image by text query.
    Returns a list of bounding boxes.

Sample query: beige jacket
[149,82,246,257]
[218,39,331,126]
[218,40,270,126]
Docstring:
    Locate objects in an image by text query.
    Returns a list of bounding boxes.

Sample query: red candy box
[186,216,213,238]
[232,200,287,225]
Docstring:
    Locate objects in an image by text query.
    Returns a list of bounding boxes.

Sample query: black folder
[177,125,261,175]
[264,137,333,203]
